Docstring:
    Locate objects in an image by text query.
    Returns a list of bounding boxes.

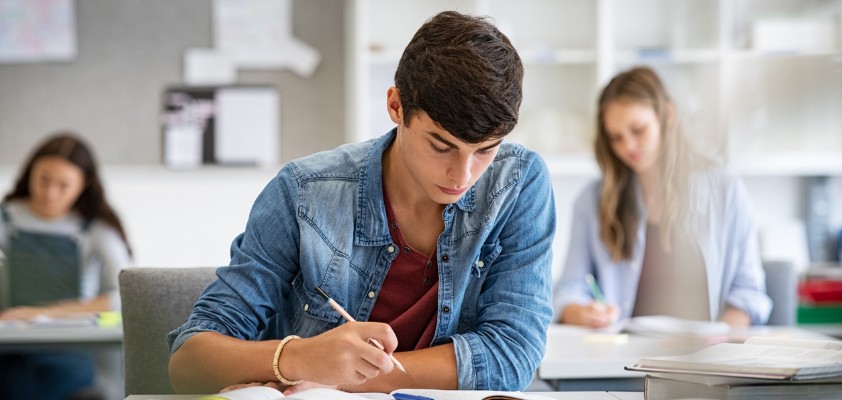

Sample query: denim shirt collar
[355,128,477,247]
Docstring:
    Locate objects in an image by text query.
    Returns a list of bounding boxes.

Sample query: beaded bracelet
[272,335,303,386]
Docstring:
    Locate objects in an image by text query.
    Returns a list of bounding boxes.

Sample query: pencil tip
[314,286,329,300]
[393,358,408,374]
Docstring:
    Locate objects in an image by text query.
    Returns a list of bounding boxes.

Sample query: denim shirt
[553,167,771,325]
[168,130,556,391]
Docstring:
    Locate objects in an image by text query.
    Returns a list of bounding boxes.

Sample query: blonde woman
[553,66,770,329]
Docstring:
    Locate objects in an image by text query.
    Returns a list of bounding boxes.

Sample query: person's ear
[666,102,677,125]
[386,86,403,125]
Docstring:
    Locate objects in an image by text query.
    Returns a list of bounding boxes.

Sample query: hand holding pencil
[277,307,404,388]
[315,287,407,374]
[560,273,619,328]
[583,273,619,328]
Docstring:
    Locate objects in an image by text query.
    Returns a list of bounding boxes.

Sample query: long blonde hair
[595,66,705,261]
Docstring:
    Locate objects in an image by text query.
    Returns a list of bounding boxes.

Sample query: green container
[797,303,842,324]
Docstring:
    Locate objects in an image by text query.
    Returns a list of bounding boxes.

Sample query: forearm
[345,343,457,393]
[51,294,112,314]
[0,294,112,320]
[720,306,751,328]
[169,331,279,394]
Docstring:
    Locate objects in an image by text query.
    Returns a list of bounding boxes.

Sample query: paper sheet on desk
[199,387,558,400]
[206,387,392,400]
[390,389,556,400]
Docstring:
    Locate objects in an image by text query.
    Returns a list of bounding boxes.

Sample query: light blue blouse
[553,167,772,325]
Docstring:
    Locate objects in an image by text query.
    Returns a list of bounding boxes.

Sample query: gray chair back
[762,260,798,326]
[120,267,218,395]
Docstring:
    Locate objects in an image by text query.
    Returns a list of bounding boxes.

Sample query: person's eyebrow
[429,132,459,149]
[478,139,503,151]
[430,132,502,151]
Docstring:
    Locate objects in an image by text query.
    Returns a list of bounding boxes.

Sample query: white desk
[539,324,683,380]
[538,324,835,380]
[0,323,122,349]
[125,392,642,400]
[0,322,125,399]
[799,323,842,338]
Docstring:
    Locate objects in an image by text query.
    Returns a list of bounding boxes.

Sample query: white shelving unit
[345,0,842,177]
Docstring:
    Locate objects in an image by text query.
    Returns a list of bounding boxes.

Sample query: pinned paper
[215,87,280,166]
[212,0,321,77]
[0,0,77,62]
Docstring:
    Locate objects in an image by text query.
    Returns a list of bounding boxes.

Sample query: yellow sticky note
[97,311,122,327]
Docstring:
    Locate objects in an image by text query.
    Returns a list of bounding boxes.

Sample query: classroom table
[0,322,122,350]
[0,320,125,399]
[798,323,842,339]
[125,392,643,400]
[537,323,836,390]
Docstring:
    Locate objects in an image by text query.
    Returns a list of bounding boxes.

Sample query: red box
[798,279,842,303]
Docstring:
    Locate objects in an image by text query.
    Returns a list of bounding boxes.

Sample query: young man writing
[168,10,555,395]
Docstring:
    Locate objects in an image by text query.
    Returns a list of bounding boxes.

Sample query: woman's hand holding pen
[280,321,399,387]
[561,273,619,328]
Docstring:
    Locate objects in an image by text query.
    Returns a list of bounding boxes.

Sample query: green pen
[585,273,605,304]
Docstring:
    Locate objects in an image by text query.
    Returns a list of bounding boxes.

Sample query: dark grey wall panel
[0,0,344,165]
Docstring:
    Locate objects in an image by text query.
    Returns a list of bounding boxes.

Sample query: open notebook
[627,336,842,381]
[206,387,556,400]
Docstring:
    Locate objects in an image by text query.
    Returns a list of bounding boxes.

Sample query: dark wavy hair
[394,10,524,143]
[4,132,132,255]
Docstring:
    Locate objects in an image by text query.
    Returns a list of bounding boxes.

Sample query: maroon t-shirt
[368,192,439,351]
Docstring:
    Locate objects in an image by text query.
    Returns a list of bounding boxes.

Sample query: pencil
[314,286,407,374]
[585,273,606,304]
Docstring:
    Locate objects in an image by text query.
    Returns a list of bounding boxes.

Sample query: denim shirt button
[442,254,449,261]
[387,245,395,254]
[477,260,485,268]
[303,303,309,312]
[368,291,376,299]
[442,306,451,313]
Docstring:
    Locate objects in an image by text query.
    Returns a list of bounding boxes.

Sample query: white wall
[0,166,277,268]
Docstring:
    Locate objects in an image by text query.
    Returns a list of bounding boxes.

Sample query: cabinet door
[724,0,842,175]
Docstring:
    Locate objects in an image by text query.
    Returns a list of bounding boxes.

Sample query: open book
[627,336,842,381]
[202,387,387,400]
[205,387,554,400]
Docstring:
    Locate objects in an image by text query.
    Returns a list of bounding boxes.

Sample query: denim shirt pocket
[470,240,502,278]
[289,252,362,336]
